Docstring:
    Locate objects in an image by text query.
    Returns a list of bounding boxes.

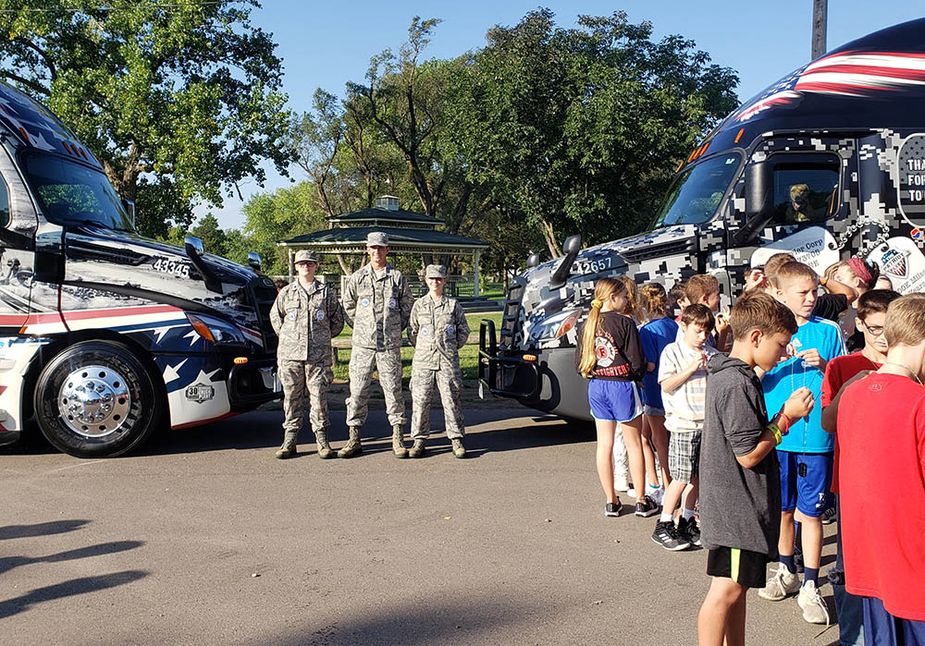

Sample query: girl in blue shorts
[577,278,659,518]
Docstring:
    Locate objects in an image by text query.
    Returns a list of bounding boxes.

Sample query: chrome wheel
[58,364,131,438]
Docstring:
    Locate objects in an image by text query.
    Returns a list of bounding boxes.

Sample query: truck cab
[480,18,925,420]
[0,81,280,457]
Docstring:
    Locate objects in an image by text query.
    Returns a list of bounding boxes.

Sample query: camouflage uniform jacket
[409,294,470,369]
[342,264,413,350]
[270,279,345,364]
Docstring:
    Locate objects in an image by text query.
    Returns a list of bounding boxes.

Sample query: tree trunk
[335,253,353,275]
[540,219,563,258]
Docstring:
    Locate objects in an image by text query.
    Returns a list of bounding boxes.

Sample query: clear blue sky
[200,0,925,230]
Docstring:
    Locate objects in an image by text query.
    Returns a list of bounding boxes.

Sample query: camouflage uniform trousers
[279,360,333,437]
[345,346,406,428]
[410,364,465,440]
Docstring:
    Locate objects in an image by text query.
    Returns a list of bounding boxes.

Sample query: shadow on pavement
[0,540,144,576]
[0,520,90,540]
[0,570,148,619]
[276,597,558,646]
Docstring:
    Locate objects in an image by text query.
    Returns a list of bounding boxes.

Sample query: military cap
[294,249,320,264]
[425,264,448,279]
[367,231,389,247]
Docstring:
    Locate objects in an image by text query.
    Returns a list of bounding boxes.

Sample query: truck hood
[520,224,696,309]
[63,225,277,345]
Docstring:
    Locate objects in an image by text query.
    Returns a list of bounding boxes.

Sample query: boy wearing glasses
[408,264,470,458]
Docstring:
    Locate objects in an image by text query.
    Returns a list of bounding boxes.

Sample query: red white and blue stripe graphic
[735,51,925,123]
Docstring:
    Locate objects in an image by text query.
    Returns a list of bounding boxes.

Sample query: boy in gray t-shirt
[697,293,813,646]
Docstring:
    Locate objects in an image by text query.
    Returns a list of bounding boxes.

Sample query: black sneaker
[634,496,660,518]
[604,501,623,517]
[677,516,702,547]
[651,520,690,551]
[821,506,837,525]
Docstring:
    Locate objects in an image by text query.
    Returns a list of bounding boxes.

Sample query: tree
[444,10,739,258]
[347,17,473,233]
[241,182,325,276]
[0,0,292,238]
[189,213,227,258]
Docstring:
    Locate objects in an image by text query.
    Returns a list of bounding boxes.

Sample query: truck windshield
[648,152,742,229]
[22,152,133,232]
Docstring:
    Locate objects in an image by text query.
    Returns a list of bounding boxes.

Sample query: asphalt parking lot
[0,406,840,645]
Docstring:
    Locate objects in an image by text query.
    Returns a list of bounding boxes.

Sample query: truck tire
[34,340,160,458]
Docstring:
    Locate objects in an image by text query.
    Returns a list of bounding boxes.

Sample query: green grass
[332,311,504,382]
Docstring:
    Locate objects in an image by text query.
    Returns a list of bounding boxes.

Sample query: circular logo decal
[361,298,370,307]
[593,337,615,367]
[388,297,398,310]
[315,310,325,321]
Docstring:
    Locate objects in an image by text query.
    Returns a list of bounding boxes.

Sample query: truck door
[732,150,844,278]
[0,146,39,336]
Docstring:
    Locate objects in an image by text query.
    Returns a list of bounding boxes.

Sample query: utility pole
[812,0,828,60]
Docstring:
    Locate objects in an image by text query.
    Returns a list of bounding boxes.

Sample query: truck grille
[620,238,695,263]
[249,276,278,353]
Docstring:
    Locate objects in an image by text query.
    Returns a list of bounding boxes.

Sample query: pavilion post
[473,249,481,298]
[288,248,294,278]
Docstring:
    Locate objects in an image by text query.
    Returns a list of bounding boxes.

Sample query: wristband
[774,412,792,433]
[768,423,783,445]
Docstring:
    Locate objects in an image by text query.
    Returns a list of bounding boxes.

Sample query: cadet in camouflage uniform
[269,249,345,459]
[340,231,413,458]
[408,264,470,459]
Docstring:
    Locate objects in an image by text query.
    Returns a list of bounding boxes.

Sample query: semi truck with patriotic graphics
[0,81,280,457]
[480,18,925,420]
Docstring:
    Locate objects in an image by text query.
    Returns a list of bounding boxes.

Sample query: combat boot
[391,426,408,459]
[408,438,426,458]
[451,438,467,459]
[337,427,363,459]
[315,430,334,460]
[275,433,298,459]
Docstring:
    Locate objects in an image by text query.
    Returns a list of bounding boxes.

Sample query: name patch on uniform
[315,310,325,322]
[361,298,370,307]
[388,297,398,310]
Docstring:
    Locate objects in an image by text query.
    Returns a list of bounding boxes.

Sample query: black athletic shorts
[706,547,771,589]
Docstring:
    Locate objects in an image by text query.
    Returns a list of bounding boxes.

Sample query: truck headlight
[186,313,247,345]
[527,309,581,343]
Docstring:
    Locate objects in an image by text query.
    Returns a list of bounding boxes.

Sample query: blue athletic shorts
[778,450,833,517]
[863,596,925,646]
[588,379,642,423]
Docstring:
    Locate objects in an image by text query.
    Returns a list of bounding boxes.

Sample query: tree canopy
[444,9,739,257]
[0,0,292,238]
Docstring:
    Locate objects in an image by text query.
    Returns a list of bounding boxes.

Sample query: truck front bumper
[478,320,590,421]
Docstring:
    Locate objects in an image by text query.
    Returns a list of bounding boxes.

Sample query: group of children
[576,255,925,646]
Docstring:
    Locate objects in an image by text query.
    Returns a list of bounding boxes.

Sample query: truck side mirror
[549,234,582,290]
[247,251,262,272]
[734,161,775,245]
[185,235,205,256]
[122,199,136,228]
[526,252,541,268]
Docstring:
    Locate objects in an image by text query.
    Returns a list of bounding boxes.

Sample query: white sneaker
[615,476,630,492]
[627,487,637,499]
[758,565,801,601]
[797,581,830,625]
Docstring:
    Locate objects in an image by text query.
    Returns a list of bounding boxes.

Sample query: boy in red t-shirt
[820,289,900,645]
[836,293,925,642]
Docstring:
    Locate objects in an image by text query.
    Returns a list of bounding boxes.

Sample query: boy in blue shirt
[759,261,845,625]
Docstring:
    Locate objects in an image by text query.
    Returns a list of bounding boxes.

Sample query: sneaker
[821,506,837,525]
[634,496,660,518]
[646,486,665,506]
[797,580,831,625]
[615,477,631,492]
[758,565,801,601]
[677,516,702,547]
[626,487,637,499]
[651,520,690,551]
[604,501,623,517]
